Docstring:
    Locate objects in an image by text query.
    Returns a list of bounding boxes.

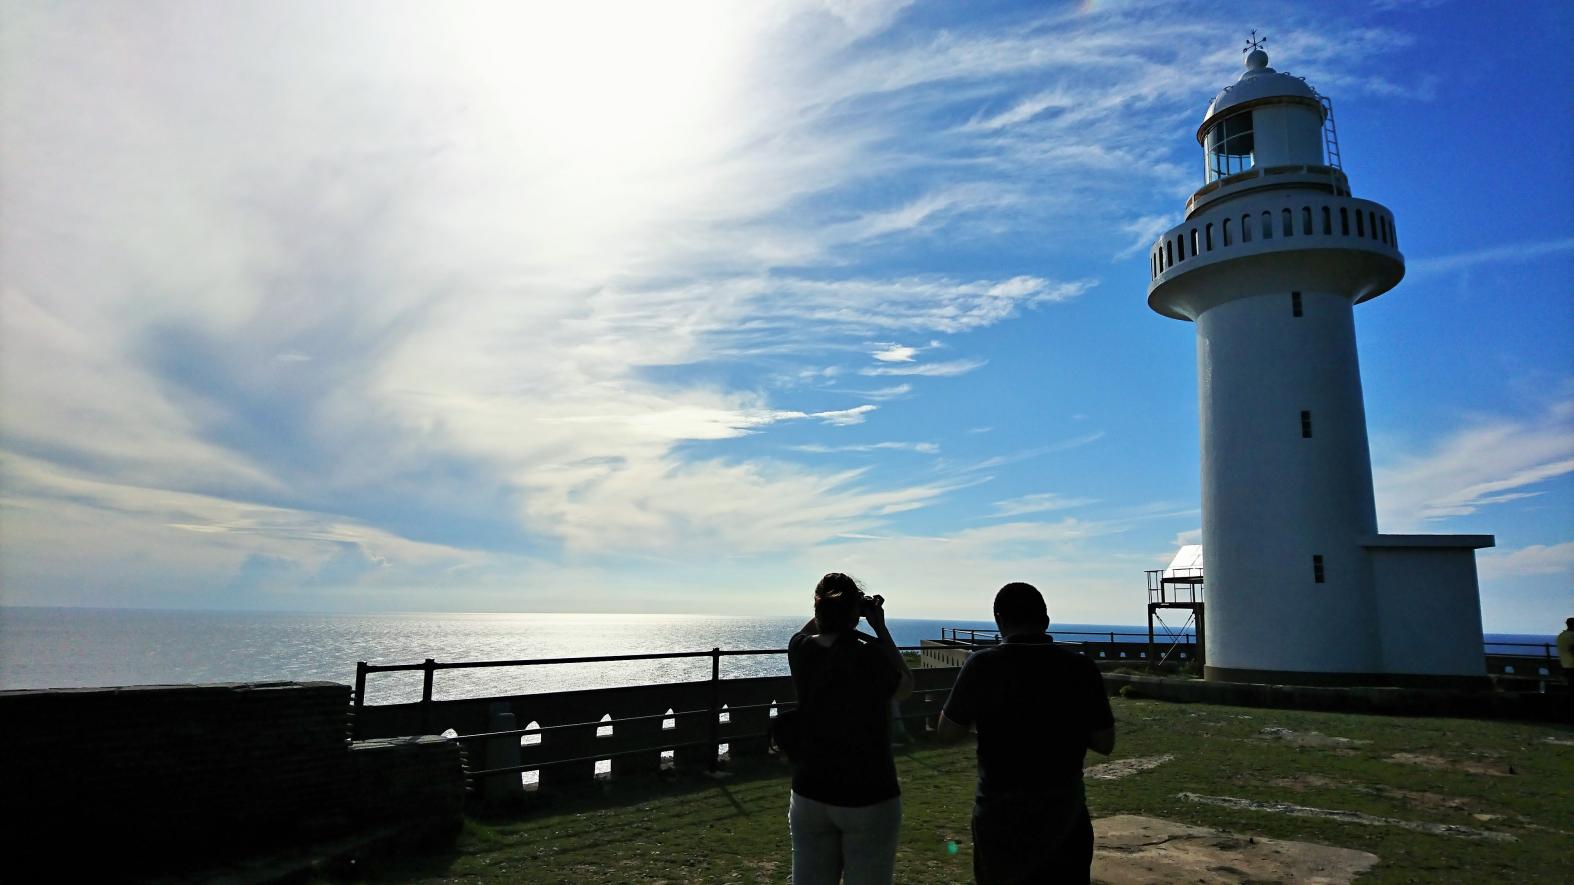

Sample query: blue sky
[1,0,1570,631]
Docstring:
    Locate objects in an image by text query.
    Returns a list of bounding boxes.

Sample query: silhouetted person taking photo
[937,582,1115,884]
[786,573,914,884]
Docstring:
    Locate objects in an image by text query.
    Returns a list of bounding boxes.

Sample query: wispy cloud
[810,405,879,427]
[824,384,913,401]
[860,358,987,378]
[824,186,1019,245]
[0,451,475,598]
[987,492,1098,518]
[872,344,919,363]
[961,432,1107,472]
[550,401,878,437]
[792,441,939,455]
[962,86,1078,132]
[1477,541,1574,579]
[1406,237,1574,276]
[1115,501,1202,522]
[1374,403,1574,530]
[737,275,1095,337]
[1114,214,1177,260]
[799,517,1135,619]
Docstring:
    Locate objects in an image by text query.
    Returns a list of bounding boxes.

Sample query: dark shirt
[941,634,1114,803]
[787,631,901,807]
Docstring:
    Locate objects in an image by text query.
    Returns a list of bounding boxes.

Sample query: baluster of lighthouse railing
[353,661,368,740]
[707,647,721,773]
[421,658,436,735]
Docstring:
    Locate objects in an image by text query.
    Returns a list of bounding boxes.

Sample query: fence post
[353,661,367,741]
[708,647,721,773]
[422,658,436,735]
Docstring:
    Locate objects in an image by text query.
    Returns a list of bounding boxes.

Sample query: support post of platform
[1146,607,1155,671]
[1195,605,1206,669]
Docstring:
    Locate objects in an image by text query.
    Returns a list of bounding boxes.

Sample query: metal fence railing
[937,627,1161,645]
[354,644,941,780]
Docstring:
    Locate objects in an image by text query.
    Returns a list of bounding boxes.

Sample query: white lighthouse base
[1365,535,1493,677]
[1204,534,1494,688]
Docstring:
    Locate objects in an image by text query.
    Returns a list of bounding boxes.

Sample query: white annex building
[1146,42,1493,686]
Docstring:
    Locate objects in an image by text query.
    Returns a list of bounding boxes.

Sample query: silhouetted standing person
[937,582,1115,884]
[787,573,914,884]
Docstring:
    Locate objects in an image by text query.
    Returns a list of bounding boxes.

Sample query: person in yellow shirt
[1553,618,1574,723]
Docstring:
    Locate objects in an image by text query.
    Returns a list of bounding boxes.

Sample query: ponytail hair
[813,572,863,633]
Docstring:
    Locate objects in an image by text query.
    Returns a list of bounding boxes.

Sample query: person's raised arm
[864,598,914,701]
[795,616,818,637]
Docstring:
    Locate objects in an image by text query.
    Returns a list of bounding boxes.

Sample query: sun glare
[447,3,743,166]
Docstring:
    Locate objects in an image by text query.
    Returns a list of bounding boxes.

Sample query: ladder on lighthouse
[1320,95,1343,172]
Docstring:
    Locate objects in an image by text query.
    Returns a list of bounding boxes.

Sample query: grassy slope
[348,698,1573,884]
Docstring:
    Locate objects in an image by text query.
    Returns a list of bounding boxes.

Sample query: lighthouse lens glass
[1205,111,1255,182]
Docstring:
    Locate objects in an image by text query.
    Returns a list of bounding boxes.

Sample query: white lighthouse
[1147,41,1493,686]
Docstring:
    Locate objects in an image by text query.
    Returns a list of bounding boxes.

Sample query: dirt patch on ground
[1380,786,1477,813]
[1086,754,1175,781]
[1257,726,1370,749]
[1092,814,1378,884]
[1267,774,1478,814]
[1269,774,1350,791]
[1177,793,1515,841]
[1386,752,1514,777]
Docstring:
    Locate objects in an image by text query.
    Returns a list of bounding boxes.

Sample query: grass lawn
[340,698,1573,883]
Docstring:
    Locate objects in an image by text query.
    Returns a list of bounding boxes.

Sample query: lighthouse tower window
[1204,110,1254,182]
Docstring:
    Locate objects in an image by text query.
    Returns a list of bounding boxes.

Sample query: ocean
[0,608,1554,705]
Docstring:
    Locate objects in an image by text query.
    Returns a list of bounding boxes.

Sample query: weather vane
[1243,30,1267,54]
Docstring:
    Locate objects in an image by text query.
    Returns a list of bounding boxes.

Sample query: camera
[860,593,885,615]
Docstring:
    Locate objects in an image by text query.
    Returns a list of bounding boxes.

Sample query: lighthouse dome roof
[1204,49,1320,122]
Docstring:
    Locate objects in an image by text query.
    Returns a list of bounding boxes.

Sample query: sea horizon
[1,607,1556,703]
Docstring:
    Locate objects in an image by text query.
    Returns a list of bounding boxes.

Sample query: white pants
[788,791,902,885]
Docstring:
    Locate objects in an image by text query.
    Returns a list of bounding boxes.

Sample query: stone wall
[0,681,467,876]
[1102,673,1562,721]
[350,735,469,826]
